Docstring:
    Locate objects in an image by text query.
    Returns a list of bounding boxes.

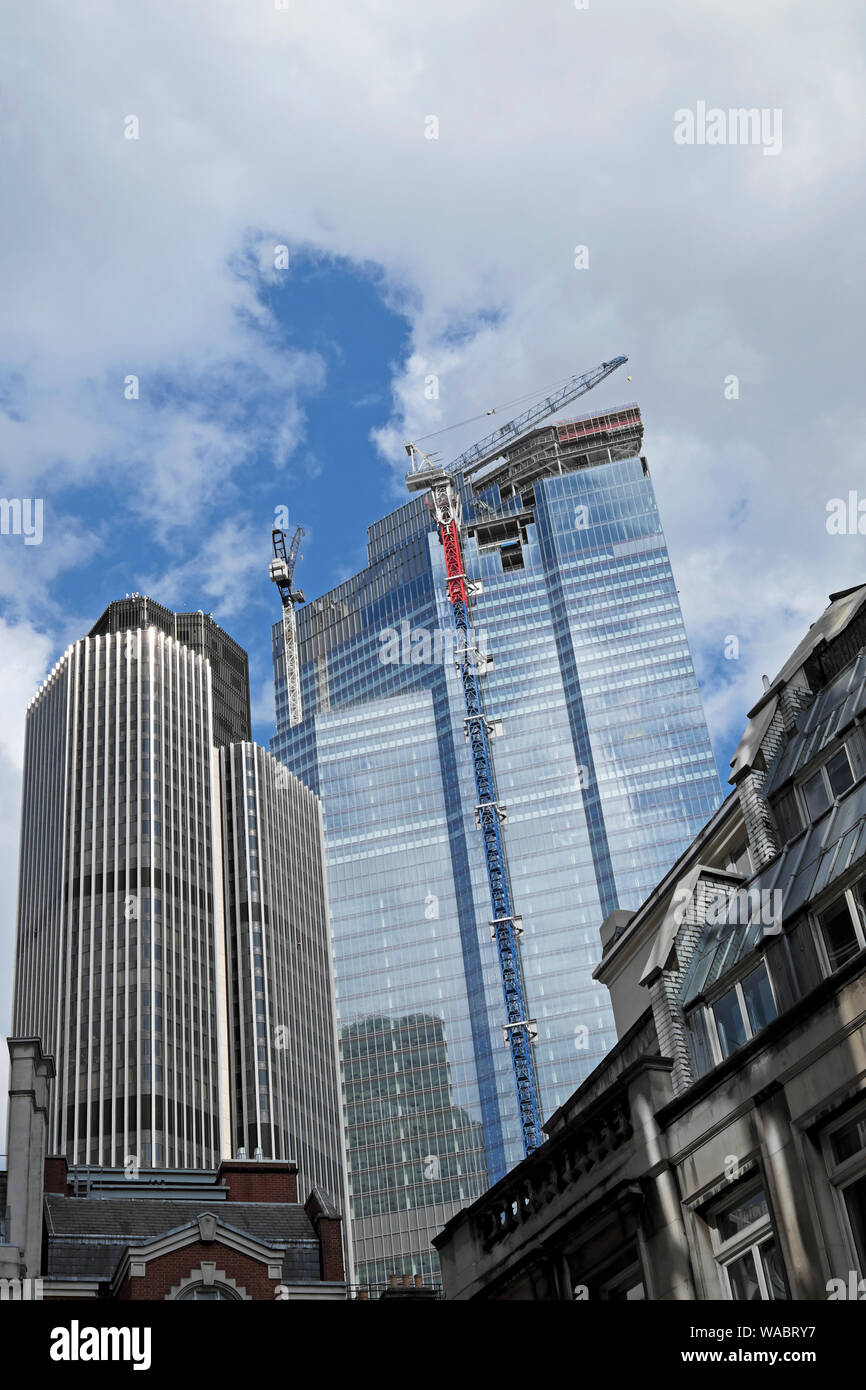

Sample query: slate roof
[764,648,866,796]
[44,1195,322,1284]
[730,585,866,780]
[681,645,866,1008]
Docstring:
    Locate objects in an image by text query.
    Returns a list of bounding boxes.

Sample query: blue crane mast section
[404,355,629,1156]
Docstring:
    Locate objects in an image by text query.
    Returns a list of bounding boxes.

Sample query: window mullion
[753,1242,771,1300]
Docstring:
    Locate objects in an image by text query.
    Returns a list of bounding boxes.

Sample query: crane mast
[269,525,306,728]
[404,355,628,1157]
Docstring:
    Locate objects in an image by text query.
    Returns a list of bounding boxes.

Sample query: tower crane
[404,355,628,1157]
[269,524,306,728]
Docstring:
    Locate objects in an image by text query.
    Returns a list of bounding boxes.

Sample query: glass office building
[270,404,722,1282]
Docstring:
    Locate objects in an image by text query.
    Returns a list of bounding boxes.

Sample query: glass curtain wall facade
[270,404,722,1282]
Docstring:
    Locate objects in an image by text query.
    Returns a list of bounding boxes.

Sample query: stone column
[755,1086,826,1299]
[5,1037,55,1278]
[629,1068,697,1300]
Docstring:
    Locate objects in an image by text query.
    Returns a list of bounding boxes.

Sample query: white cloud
[140,515,276,619]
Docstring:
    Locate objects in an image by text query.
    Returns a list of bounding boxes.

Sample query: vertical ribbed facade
[13,627,222,1168]
[12,616,348,1237]
[89,597,252,747]
[217,743,346,1208]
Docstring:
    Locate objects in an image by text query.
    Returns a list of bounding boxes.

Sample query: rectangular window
[598,1265,645,1301]
[710,1184,789,1301]
[823,1106,866,1277]
[817,897,862,972]
[801,743,856,822]
[685,1007,714,1079]
[708,962,777,1062]
[773,788,802,842]
[717,1188,771,1242]
[741,963,777,1034]
[727,841,754,876]
[713,986,747,1058]
[803,771,830,819]
[831,1114,866,1166]
[726,1238,787,1301]
[826,747,855,798]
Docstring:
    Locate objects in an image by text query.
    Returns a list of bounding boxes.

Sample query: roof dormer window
[801,744,855,822]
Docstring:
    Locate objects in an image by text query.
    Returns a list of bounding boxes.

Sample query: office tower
[11,603,346,1218]
[217,742,344,1205]
[89,595,251,747]
[342,1013,487,1255]
[271,402,723,1282]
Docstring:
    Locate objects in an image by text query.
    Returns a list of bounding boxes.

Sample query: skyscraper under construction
[271,398,723,1283]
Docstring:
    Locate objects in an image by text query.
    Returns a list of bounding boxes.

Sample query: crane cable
[412,371,587,446]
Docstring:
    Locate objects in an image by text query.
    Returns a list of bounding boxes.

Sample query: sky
[1,0,865,1144]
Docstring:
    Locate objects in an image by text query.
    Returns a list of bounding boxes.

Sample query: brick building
[434,585,866,1301]
[0,1039,345,1301]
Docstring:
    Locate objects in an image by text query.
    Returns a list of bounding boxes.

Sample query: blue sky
[22,256,416,747]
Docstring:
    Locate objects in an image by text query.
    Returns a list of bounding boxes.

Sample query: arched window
[177,1284,241,1301]
[166,1267,249,1301]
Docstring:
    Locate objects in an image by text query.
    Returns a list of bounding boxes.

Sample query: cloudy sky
[1,0,864,1137]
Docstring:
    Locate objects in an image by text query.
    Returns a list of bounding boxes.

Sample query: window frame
[810,885,866,977]
[597,1262,646,1301]
[704,957,779,1065]
[176,1283,242,1301]
[708,1182,788,1302]
[821,1104,866,1279]
[796,742,856,823]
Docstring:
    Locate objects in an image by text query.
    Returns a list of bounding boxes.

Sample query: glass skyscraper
[270,403,722,1282]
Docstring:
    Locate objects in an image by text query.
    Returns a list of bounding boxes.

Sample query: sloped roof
[44,1195,322,1284]
[763,648,866,796]
[730,585,866,782]
[682,759,866,1009]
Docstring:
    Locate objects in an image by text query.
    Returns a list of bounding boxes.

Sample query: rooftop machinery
[404,356,628,1157]
[269,524,306,727]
